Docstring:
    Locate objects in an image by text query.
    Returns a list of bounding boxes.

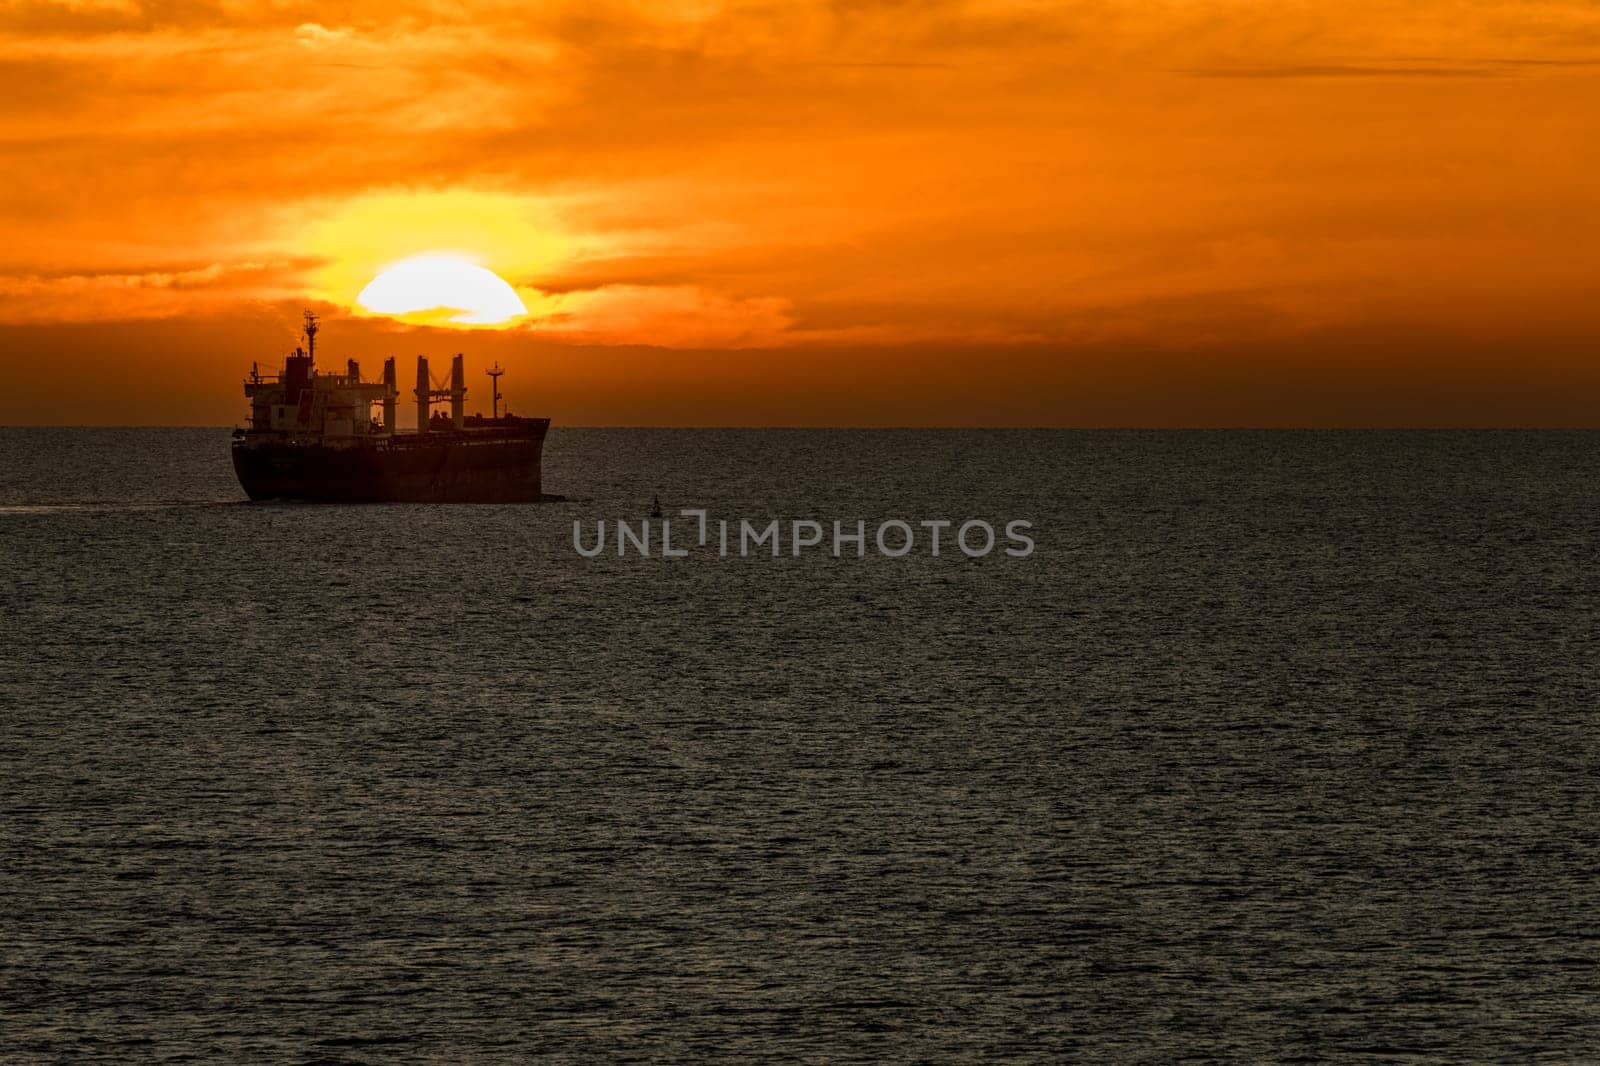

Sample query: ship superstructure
[231,312,550,502]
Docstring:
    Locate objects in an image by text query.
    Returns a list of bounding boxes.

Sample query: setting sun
[356,254,529,327]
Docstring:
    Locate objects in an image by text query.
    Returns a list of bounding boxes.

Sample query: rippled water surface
[3,427,1599,1062]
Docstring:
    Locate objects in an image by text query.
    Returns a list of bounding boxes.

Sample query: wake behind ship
[231,312,550,503]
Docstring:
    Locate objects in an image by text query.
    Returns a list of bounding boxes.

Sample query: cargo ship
[231,312,550,502]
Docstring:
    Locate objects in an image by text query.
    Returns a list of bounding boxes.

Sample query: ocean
[2,427,1598,1061]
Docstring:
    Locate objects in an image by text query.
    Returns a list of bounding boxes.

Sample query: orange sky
[2,0,1600,425]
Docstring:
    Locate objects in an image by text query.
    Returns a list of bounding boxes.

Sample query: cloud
[522,284,796,348]
[0,261,304,321]
[1185,64,1502,78]
[3,0,1600,354]
[293,22,352,47]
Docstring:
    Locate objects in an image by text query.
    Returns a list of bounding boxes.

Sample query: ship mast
[486,362,505,419]
[303,310,319,364]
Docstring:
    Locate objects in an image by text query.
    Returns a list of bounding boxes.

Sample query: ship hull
[231,423,548,503]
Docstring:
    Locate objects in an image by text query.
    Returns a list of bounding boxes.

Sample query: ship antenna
[486,361,505,419]
[303,309,320,364]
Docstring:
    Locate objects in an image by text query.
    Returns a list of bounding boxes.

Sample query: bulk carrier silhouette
[231,312,550,502]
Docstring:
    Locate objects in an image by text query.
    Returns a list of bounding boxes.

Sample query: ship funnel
[415,355,430,435]
[451,353,466,429]
[382,357,397,432]
[284,348,312,407]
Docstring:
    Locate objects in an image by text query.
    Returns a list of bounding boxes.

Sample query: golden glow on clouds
[297,190,570,318]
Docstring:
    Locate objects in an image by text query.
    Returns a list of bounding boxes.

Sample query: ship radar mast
[486,362,505,419]
[303,310,320,364]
